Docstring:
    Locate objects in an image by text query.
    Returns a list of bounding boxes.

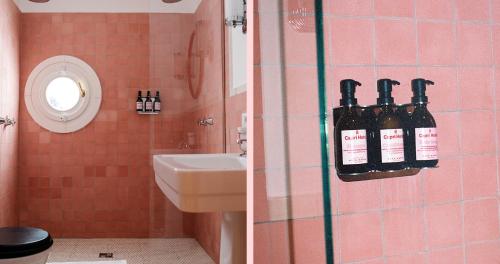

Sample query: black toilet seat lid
[0,227,53,259]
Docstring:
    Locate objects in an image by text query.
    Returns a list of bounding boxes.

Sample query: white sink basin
[153,153,246,213]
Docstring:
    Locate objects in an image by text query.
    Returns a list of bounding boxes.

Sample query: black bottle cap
[377,79,400,105]
[411,78,434,104]
[339,79,361,106]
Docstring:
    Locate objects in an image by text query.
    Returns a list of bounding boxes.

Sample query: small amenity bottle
[334,79,371,174]
[136,91,144,112]
[145,91,153,112]
[153,91,161,112]
[407,78,438,168]
[374,79,406,171]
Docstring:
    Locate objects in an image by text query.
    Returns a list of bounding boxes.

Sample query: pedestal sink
[153,153,246,264]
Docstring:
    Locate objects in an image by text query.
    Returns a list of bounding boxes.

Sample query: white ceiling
[13,0,202,13]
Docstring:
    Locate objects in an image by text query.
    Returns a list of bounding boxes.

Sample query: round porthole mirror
[24,55,102,133]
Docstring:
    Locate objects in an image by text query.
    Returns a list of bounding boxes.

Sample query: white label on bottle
[415,127,438,160]
[136,102,143,110]
[146,102,153,110]
[380,129,405,163]
[155,102,161,111]
[341,129,368,165]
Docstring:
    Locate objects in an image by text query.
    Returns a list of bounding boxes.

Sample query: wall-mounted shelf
[137,112,159,115]
[337,166,438,182]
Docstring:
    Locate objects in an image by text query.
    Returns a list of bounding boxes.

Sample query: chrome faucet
[0,116,15,127]
[198,117,214,126]
[237,138,247,157]
[237,126,247,157]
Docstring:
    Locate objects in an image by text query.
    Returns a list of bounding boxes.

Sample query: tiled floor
[47,238,215,264]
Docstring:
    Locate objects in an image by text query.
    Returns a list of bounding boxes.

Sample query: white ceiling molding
[13,0,202,13]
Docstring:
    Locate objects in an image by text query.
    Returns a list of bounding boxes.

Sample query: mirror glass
[45,76,80,111]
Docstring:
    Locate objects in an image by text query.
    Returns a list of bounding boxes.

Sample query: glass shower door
[254,0,334,263]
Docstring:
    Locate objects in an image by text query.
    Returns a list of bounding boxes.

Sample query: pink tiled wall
[0,0,20,227]
[18,13,187,238]
[149,0,231,262]
[255,0,500,263]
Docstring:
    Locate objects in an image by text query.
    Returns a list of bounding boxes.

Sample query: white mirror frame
[24,55,102,133]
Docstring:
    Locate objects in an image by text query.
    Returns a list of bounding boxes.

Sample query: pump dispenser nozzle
[377,79,400,105]
[340,79,362,106]
[411,78,434,104]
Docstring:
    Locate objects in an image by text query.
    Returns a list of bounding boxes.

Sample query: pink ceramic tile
[375,20,417,65]
[254,171,270,222]
[457,23,493,65]
[418,22,455,65]
[426,203,463,248]
[374,0,414,17]
[254,224,272,264]
[427,247,464,264]
[269,221,291,264]
[382,176,423,209]
[456,0,490,21]
[463,199,500,242]
[292,218,326,263]
[283,15,318,65]
[287,117,322,167]
[419,67,458,112]
[466,241,500,263]
[431,113,460,157]
[340,212,383,262]
[258,13,282,65]
[254,118,265,170]
[462,155,497,199]
[416,0,454,20]
[285,67,319,115]
[330,18,374,65]
[494,26,500,66]
[254,66,263,117]
[459,67,493,110]
[338,180,381,213]
[386,254,426,264]
[329,0,373,16]
[460,111,495,154]
[383,208,425,255]
[494,0,500,22]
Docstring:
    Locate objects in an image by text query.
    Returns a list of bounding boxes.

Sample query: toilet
[0,227,53,264]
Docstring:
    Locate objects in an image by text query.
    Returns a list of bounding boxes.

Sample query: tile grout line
[255,194,500,224]
[450,0,469,261]
[487,0,500,245]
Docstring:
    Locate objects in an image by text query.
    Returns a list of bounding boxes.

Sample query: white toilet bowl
[0,227,53,264]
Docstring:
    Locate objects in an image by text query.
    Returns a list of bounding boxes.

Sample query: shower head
[162,0,182,3]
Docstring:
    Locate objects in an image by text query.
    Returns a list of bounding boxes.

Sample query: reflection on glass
[45,77,80,111]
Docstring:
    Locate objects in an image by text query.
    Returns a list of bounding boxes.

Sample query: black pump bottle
[334,79,371,174]
[374,79,406,171]
[407,79,438,167]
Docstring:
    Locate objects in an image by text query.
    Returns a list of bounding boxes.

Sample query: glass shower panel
[255,0,332,263]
